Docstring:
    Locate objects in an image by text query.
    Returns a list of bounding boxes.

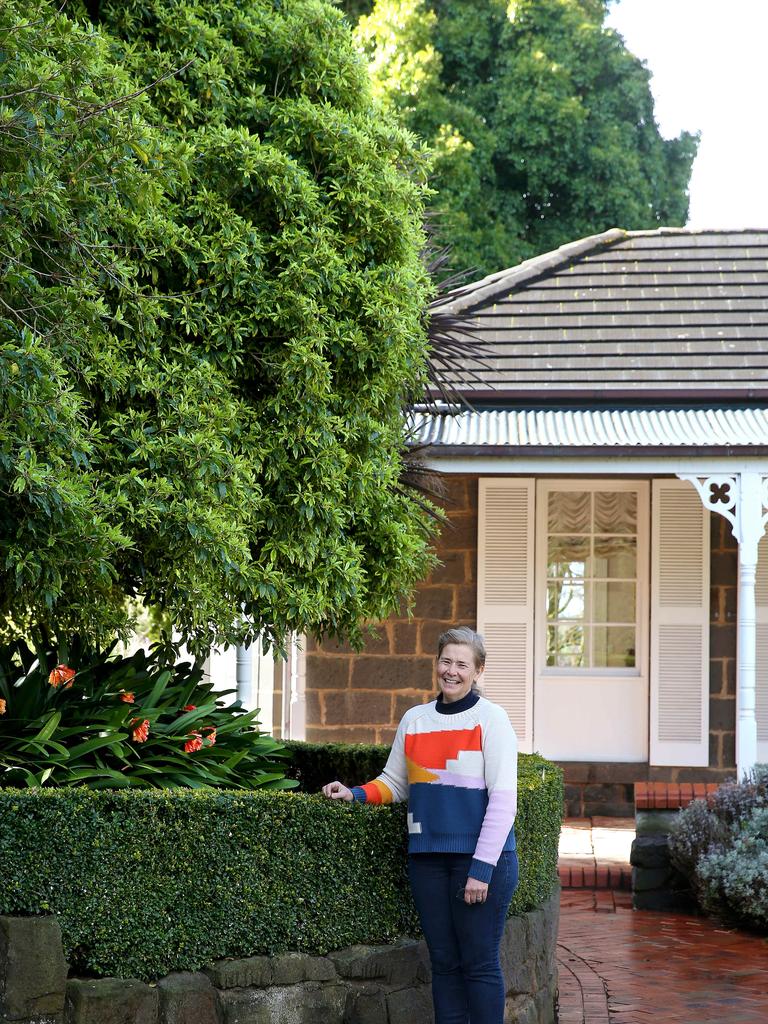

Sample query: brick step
[558,861,632,890]
[634,781,720,810]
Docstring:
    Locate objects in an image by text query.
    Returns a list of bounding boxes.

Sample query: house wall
[303,476,737,808]
[304,474,478,744]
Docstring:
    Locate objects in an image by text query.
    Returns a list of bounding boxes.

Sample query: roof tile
[437,229,768,394]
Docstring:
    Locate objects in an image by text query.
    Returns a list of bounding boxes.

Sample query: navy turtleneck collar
[435,689,481,715]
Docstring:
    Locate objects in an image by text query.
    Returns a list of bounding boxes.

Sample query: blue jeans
[408,850,519,1024]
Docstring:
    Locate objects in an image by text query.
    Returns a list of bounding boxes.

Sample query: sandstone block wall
[304,475,478,745]
[0,889,559,1024]
[303,476,738,805]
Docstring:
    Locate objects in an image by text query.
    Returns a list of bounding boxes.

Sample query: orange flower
[203,726,217,747]
[184,732,203,753]
[120,692,135,703]
[183,704,196,712]
[0,698,6,715]
[48,664,75,689]
[131,718,150,743]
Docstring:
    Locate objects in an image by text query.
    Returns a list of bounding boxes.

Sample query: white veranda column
[236,642,253,707]
[679,472,768,779]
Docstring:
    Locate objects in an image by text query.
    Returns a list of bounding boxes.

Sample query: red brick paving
[557,890,768,1023]
[558,818,633,890]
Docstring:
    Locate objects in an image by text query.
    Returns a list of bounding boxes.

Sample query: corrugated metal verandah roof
[409,407,768,454]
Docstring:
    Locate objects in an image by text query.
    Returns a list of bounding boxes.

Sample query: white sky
[605,0,768,229]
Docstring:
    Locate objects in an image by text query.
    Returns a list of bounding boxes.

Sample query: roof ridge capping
[431,225,768,317]
[435,228,627,315]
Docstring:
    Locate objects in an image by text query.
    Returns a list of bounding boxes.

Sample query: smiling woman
[322,626,519,1024]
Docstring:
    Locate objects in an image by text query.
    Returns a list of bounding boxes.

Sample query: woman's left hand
[464,876,489,905]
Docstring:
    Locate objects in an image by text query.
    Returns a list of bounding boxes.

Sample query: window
[540,483,646,673]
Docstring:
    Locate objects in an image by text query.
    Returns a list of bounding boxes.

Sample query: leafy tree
[1,0,437,655]
[354,0,698,274]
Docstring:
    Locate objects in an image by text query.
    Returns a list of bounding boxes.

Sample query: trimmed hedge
[284,739,563,914]
[0,755,561,981]
[283,739,391,795]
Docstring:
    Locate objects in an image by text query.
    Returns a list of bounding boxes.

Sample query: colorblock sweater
[351,691,518,883]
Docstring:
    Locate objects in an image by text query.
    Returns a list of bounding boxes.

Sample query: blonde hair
[436,627,486,693]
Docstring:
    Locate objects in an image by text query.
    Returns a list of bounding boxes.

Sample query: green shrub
[669,764,768,929]
[0,638,292,789]
[696,806,768,931]
[0,756,562,980]
[284,739,562,913]
[2,0,436,656]
[282,739,391,793]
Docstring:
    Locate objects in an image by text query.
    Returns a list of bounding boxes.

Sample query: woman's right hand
[321,780,354,801]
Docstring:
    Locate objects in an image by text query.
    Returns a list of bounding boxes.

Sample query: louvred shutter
[650,479,710,766]
[756,534,768,763]
[477,478,535,753]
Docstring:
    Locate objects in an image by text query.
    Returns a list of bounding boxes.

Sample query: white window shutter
[756,534,768,763]
[477,478,535,753]
[650,479,710,766]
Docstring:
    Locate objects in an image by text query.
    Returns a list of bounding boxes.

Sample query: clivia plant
[0,636,294,790]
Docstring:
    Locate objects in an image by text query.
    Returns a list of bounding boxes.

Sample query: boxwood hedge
[284,740,563,914]
[0,752,561,982]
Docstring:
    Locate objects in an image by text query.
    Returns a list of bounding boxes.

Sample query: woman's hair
[437,627,486,672]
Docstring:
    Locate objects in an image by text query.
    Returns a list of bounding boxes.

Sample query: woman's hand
[464,876,489,905]
[321,780,354,801]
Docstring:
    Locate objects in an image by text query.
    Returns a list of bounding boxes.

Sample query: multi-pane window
[546,489,638,669]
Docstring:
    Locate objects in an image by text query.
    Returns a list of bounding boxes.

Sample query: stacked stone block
[0,891,559,1024]
[304,479,739,813]
[304,475,479,745]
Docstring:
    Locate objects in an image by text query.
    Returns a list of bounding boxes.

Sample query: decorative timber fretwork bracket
[679,473,768,560]
[678,471,768,779]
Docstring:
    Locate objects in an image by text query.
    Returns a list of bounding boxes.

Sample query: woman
[322,626,518,1024]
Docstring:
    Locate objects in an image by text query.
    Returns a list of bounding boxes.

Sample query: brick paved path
[557,890,768,1024]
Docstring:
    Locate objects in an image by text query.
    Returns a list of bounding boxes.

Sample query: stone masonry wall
[303,478,738,812]
[0,889,559,1024]
[304,474,478,745]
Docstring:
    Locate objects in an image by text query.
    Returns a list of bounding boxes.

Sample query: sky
[605,0,768,229]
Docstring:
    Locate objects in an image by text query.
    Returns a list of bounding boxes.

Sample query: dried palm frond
[419,222,492,413]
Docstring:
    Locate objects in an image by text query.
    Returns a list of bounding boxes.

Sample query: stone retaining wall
[631,809,695,913]
[0,889,559,1024]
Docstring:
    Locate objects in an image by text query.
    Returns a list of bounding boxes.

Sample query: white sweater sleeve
[470,704,518,883]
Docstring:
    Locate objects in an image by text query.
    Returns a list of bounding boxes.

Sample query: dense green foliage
[1,0,436,655]
[0,759,561,979]
[351,0,698,274]
[669,766,768,930]
[285,738,563,911]
[282,737,393,793]
[0,638,292,789]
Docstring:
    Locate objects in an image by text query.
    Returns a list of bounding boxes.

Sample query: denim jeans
[408,850,519,1024]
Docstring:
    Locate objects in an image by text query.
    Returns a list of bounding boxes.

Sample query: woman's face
[436,643,482,703]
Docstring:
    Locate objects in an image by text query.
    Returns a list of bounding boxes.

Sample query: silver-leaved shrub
[669,765,768,929]
[696,807,768,929]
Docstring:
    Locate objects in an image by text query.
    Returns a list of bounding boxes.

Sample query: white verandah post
[679,472,768,780]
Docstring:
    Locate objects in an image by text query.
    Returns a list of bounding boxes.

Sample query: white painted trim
[650,479,710,767]
[679,472,768,777]
[477,478,535,752]
[425,456,768,476]
[533,480,649,761]
[756,534,768,764]
[282,633,306,741]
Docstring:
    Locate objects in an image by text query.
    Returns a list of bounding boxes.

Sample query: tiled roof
[435,228,768,396]
[410,407,768,454]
